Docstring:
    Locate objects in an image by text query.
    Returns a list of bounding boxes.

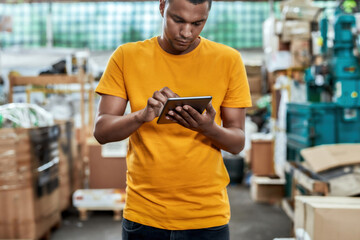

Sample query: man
[94,0,252,239]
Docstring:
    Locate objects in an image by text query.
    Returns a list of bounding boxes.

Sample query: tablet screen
[157,96,212,124]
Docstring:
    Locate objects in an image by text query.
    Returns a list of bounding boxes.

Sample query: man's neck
[157,36,201,55]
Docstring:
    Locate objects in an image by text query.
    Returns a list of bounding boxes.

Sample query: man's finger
[169,109,191,128]
[183,105,202,122]
[147,97,164,116]
[148,97,163,108]
[153,90,168,104]
[205,102,216,116]
[160,87,179,98]
[177,106,198,126]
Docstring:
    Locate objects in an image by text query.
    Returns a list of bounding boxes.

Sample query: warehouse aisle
[52,185,292,240]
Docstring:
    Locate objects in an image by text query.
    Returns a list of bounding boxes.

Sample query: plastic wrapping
[0,103,54,128]
[0,125,60,196]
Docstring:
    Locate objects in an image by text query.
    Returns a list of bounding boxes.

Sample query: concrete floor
[52,185,292,240]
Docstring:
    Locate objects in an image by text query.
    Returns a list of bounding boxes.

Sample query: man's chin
[172,44,191,53]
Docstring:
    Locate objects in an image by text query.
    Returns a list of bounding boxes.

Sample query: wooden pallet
[77,204,125,221]
[282,161,330,226]
[285,162,329,197]
[38,219,61,240]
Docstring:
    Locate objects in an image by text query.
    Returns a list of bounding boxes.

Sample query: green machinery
[288,0,360,163]
[285,0,360,198]
[305,0,360,108]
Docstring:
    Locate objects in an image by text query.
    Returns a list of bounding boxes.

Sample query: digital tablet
[157,96,212,124]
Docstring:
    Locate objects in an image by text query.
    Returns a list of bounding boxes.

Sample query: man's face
[160,0,210,54]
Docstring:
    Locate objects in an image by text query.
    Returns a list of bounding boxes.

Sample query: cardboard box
[251,176,285,204]
[59,174,71,211]
[0,128,32,175]
[87,139,127,189]
[247,74,262,94]
[290,39,311,68]
[0,186,59,224]
[317,164,360,196]
[54,121,83,193]
[0,126,61,236]
[57,125,72,211]
[0,170,32,188]
[263,16,291,53]
[0,210,60,239]
[245,65,262,76]
[280,20,311,42]
[280,0,322,22]
[294,196,360,240]
[245,64,263,95]
[300,144,360,172]
[0,187,35,224]
[72,155,84,192]
[250,134,275,176]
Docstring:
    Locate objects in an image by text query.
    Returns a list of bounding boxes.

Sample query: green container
[286,103,338,148]
[286,139,306,162]
[337,108,360,143]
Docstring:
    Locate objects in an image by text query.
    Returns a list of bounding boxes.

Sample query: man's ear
[159,0,166,17]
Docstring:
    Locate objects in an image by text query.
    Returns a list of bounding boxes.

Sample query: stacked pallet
[0,126,61,239]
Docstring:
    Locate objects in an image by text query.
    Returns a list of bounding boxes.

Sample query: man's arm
[93,94,143,144]
[167,104,246,154]
[205,107,246,154]
[93,87,179,144]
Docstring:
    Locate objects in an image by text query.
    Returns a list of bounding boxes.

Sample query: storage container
[286,102,337,147]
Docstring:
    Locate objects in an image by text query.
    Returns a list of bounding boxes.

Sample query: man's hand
[166,102,217,133]
[140,87,179,122]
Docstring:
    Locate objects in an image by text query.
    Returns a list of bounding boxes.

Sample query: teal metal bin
[337,108,360,143]
[286,102,338,148]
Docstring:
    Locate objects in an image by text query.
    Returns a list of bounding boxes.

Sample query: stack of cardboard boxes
[283,144,360,239]
[262,0,321,185]
[0,126,61,239]
[263,0,319,104]
[263,0,318,73]
[300,144,360,197]
[245,64,263,113]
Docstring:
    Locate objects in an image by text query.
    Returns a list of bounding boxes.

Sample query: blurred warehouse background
[1,0,360,240]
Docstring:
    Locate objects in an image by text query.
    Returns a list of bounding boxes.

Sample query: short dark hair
[167,0,212,10]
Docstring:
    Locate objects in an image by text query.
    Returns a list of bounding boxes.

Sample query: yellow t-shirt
[96,36,252,230]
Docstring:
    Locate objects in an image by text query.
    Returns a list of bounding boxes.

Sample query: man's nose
[180,24,192,39]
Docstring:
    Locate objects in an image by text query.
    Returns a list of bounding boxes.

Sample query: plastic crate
[286,103,337,147]
[337,108,360,143]
[286,139,306,162]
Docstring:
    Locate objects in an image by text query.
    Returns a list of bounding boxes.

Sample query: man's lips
[176,40,191,45]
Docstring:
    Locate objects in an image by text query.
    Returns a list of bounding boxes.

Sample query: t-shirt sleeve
[95,46,128,100]
[221,52,252,108]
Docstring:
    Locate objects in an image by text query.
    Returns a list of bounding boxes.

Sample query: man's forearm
[202,123,245,155]
[94,110,145,144]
